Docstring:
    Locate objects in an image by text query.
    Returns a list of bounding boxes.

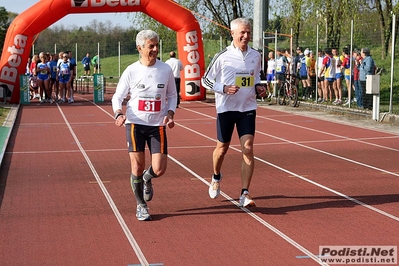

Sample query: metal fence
[31,17,398,115]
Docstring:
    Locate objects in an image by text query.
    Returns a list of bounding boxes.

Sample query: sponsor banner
[319,246,397,264]
[93,74,104,103]
[19,75,30,104]
[184,80,201,97]
[181,29,204,100]
[71,0,141,8]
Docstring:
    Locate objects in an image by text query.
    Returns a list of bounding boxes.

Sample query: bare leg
[213,141,229,175]
[239,134,254,190]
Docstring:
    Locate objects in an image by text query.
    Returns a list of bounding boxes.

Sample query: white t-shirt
[267,59,276,74]
[112,60,177,126]
[165,57,183,78]
[201,43,262,113]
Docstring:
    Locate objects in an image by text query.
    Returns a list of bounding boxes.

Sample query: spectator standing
[92,54,100,74]
[299,49,311,99]
[266,51,276,98]
[317,49,326,102]
[30,54,39,78]
[111,30,177,221]
[307,51,316,100]
[67,51,77,102]
[201,17,267,208]
[165,51,184,108]
[319,48,336,103]
[57,52,73,103]
[37,52,51,103]
[275,48,288,90]
[49,53,59,102]
[342,47,354,105]
[357,47,375,110]
[81,52,91,76]
[332,48,344,105]
[29,54,40,100]
[353,49,363,108]
[26,57,31,75]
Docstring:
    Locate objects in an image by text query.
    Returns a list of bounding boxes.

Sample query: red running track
[0,93,398,266]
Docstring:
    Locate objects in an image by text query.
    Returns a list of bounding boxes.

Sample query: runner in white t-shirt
[112,29,177,221]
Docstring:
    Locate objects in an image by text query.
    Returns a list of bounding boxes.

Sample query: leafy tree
[0,7,13,57]
[366,0,398,59]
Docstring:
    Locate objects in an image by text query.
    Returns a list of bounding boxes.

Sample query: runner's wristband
[114,113,124,120]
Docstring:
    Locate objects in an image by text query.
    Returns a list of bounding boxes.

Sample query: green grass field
[0,107,9,125]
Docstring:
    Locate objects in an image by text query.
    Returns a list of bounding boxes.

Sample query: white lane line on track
[56,104,150,266]
[87,101,327,264]
[261,115,399,152]
[89,100,395,265]
[167,154,328,266]
[179,105,399,222]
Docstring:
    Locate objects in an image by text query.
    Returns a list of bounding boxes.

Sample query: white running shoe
[136,204,151,221]
[209,174,222,199]
[239,191,256,207]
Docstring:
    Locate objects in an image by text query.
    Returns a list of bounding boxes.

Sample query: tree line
[1,0,398,60]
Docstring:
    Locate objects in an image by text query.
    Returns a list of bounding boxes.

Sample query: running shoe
[209,174,222,199]
[136,204,151,221]
[239,191,256,207]
[143,179,153,202]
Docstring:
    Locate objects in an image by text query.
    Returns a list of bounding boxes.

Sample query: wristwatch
[114,112,124,120]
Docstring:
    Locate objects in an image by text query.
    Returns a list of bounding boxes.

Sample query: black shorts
[216,110,256,143]
[125,124,167,154]
[276,73,286,81]
[84,65,90,71]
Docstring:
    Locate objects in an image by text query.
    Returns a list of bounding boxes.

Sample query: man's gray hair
[230,18,251,31]
[136,30,159,48]
[361,47,371,56]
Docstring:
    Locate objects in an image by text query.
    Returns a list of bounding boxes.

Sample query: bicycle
[277,74,299,107]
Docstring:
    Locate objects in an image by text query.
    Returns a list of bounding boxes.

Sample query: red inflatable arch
[0,0,205,103]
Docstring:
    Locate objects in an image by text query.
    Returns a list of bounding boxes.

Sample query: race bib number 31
[138,100,161,112]
[235,73,254,88]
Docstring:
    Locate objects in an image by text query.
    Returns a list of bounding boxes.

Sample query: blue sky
[2,0,135,28]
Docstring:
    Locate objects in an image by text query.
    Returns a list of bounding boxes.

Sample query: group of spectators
[27,51,101,104]
[264,45,376,109]
[27,51,77,104]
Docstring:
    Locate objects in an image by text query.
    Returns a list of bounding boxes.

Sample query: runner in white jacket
[201,17,266,208]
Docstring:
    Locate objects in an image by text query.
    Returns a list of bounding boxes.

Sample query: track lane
[1,96,398,266]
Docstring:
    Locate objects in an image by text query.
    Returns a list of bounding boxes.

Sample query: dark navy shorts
[216,110,256,143]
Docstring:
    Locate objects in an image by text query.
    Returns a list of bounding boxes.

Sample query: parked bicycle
[277,74,299,107]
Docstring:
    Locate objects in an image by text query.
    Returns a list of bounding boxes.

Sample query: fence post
[389,13,396,113]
